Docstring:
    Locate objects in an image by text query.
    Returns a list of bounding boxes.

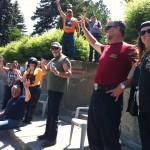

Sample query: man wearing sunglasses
[56,0,80,60]
[38,42,72,147]
[80,19,138,150]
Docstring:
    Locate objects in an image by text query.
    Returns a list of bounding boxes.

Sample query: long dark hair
[137,36,146,63]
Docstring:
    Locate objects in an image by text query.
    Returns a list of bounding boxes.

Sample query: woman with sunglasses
[136,21,150,150]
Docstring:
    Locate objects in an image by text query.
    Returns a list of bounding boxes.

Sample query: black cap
[140,21,150,30]
[28,57,38,66]
[51,42,62,49]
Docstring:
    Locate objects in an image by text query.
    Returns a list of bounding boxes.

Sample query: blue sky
[11,0,124,34]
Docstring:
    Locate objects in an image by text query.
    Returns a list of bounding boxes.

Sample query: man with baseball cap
[56,0,80,60]
[38,41,72,147]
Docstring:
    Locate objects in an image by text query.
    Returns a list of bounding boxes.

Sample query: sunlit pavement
[1,114,135,150]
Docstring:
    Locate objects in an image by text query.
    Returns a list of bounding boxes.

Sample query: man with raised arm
[56,0,80,60]
[0,79,31,130]
[80,18,138,150]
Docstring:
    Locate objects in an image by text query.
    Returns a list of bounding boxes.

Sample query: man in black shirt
[0,80,31,130]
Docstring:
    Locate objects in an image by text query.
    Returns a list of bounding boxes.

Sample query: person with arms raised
[80,18,138,150]
[56,0,80,60]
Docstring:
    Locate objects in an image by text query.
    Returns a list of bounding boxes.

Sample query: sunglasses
[104,26,114,32]
[51,47,59,50]
[140,28,150,36]
[67,11,72,13]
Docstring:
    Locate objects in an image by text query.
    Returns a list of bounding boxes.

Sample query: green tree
[124,0,150,43]
[0,0,12,45]
[0,0,26,46]
[11,1,26,33]
[31,0,58,35]
[10,27,22,41]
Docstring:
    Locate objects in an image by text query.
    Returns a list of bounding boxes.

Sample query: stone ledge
[2,130,29,150]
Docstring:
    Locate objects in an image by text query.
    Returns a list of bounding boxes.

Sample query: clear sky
[11,0,124,34]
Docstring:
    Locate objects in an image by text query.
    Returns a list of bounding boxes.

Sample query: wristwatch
[120,83,125,90]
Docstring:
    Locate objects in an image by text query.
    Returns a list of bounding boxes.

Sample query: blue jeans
[0,117,21,130]
[62,32,75,59]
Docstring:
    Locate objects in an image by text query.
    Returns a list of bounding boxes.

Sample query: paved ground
[3,115,89,150]
[1,114,136,150]
[0,132,21,150]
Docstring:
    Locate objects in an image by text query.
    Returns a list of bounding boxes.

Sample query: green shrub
[0,29,89,63]
[124,0,150,43]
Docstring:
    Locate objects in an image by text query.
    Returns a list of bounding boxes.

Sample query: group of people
[56,3,150,149]
[56,0,102,62]
[0,1,150,150]
[0,41,72,148]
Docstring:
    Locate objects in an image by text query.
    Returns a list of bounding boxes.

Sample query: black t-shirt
[139,52,150,111]
[4,96,26,120]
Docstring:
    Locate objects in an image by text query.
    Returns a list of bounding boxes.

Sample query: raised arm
[80,18,102,54]
[75,22,80,38]
[41,59,50,75]
[83,13,90,24]
[13,68,25,82]
[23,79,31,102]
[56,0,66,19]
[0,56,9,73]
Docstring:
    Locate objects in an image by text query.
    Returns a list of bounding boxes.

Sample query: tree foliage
[31,0,110,35]
[0,29,89,63]
[124,0,150,43]
[11,1,26,32]
[124,0,134,3]
[0,0,26,46]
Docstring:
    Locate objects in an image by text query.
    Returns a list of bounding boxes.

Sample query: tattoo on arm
[63,58,71,69]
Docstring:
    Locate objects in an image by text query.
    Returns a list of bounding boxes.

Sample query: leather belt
[29,85,40,89]
[64,32,74,34]
[94,83,115,91]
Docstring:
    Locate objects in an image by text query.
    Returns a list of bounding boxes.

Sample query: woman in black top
[137,21,150,150]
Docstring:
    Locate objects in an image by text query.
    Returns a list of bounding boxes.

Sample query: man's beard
[105,34,113,44]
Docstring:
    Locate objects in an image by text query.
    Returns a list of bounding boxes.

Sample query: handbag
[126,65,140,116]
[126,85,139,116]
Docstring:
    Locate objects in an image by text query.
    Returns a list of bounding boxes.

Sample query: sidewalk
[3,115,89,150]
[1,114,136,150]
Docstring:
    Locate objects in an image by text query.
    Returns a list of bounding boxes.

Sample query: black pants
[87,89,123,150]
[89,33,100,63]
[24,86,41,121]
[44,90,63,142]
[2,85,12,109]
[138,111,150,150]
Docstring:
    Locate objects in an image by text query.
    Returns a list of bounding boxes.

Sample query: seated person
[0,79,31,130]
